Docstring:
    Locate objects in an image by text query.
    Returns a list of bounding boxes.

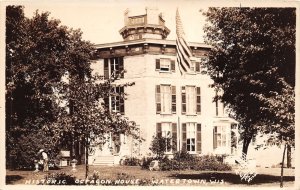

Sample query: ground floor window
[156,123,177,153]
[182,123,201,153]
[213,125,228,149]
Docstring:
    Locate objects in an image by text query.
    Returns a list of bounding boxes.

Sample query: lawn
[6,165,295,187]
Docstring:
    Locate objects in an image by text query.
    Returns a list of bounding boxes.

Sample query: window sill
[186,114,198,116]
[159,113,173,116]
[158,70,172,73]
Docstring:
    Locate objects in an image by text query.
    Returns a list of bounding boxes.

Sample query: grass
[6,165,295,187]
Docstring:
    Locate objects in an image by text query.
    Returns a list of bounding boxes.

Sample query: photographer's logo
[235,153,257,183]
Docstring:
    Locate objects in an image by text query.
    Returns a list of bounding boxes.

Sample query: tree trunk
[286,144,292,168]
[85,136,89,180]
[242,137,251,156]
[242,126,253,157]
[280,144,287,188]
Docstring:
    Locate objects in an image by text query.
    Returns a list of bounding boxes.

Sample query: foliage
[193,155,232,171]
[5,5,140,178]
[7,130,60,169]
[173,150,194,161]
[5,5,93,168]
[141,157,155,169]
[159,154,231,171]
[123,157,141,166]
[47,74,139,178]
[149,135,176,160]
[203,8,295,153]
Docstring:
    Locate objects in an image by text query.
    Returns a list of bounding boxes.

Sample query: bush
[173,151,195,161]
[192,155,232,171]
[123,157,141,166]
[158,153,232,171]
[141,157,155,169]
[6,130,60,169]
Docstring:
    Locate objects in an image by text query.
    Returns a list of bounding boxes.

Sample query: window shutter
[104,58,109,79]
[195,62,200,72]
[119,57,124,78]
[156,85,161,113]
[156,59,160,70]
[110,58,115,76]
[213,126,217,149]
[171,86,176,113]
[156,123,162,137]
[120,86,125,114]
[182,123,187,151]
[171,60,175,72]
[196,124,201,153]
[104,96,109,110]
[196,87,201,114]
[172,123,177,151]
[181,86,186,114]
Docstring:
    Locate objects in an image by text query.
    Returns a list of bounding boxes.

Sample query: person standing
[38,149,49,172]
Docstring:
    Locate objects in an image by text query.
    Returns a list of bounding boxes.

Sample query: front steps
[92,155,115,166]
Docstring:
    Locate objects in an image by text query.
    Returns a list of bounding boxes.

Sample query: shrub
[149,135,176,160]
[123,157,141,166]
[173,151,194,161]
[6,130,60,169]
[141,157,155,169]
[192,155,231,171]
[157,154,232,171]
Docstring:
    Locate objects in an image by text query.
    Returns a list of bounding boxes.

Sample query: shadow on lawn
[6,175,24,185]
[169,173,294,185]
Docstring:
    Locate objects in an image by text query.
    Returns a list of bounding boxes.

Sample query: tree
[5,6,93,168]
[149,135,176,160]
[203,8,295,156]
[47,74,139,178]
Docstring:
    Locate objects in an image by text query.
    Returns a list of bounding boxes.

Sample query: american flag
[176,8,193,75]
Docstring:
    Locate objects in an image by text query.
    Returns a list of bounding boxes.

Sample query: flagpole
[178,116,181,174]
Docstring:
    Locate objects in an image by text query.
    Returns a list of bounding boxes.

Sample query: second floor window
[156,58,175,72]
[104,57,124,79]
[104,86,125,114]
[181,86,201,115]
[156,85,176,114]
[190,61,201,73]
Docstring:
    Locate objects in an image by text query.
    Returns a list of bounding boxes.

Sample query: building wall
[90,52,235,159]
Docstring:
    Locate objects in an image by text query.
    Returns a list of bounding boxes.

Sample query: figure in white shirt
[38,149,49,172]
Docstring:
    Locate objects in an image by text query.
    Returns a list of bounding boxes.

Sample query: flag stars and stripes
[176,8,194,75]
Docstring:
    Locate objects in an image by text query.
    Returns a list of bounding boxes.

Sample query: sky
[5,0,294,45]
[19,0,210,45]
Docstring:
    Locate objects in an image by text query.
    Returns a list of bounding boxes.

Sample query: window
[156,58,175,72]
[104,86,124,114]
[182,123,201,153]
[156,85,176,114]
[181,86,201,115]
[156,123,177,153]
[104,57,124,79]
[213,126,228,149]
[186,123,196,152]
[190,61,201,73]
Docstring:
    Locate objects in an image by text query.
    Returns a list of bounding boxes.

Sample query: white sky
[5,0,294,45]
[20,0,211,44]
